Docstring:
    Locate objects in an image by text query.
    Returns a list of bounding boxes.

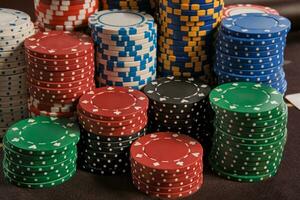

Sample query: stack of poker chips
[209,82,288,182]
[88,10,157,90]
[24,31,95,118]
[77,87,149,175]
[34,0,98,31]
[2,116,79,188]
[0,8,35,138]
[222,4,279,18]
[215,13,291,94]
[100,0,156,14]
[143,76,214,150]
[130,132,203,199]
[157,0,224,82]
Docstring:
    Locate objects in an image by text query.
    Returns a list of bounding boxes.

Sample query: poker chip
[100,0,156,14]
[2,116,79,188]
[0,9,36,139]
[209,82,288,182]
[143,76,214,151]
[89,10,157,89]
[24,31,95,117]
[34,0,98,31]
[130,132,203,198]
[215,13,291,94]
[223,4,279,18]
[77,86,149,175]
[158,0,223,83]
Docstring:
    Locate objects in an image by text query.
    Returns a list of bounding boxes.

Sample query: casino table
[0,1,300,200]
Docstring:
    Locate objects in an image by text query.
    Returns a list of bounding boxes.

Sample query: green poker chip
[209,82,284,118]
[4,116,80,156]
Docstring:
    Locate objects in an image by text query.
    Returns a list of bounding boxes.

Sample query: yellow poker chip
[159,32,211,42]
[159,17,218,26]
[161,0,224,10]
[158,57,209,68]
[160,9,223,22]
[159,48,208,57]
[159,27,213,37]
[160,64,203,72]
[163,6,222,16]
[159,43,207,52]
[159,53,208,62]
[158,36,207,47]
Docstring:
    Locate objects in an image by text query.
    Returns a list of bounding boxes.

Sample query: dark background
[0,1,299,200]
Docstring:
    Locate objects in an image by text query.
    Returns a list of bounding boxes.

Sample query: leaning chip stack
[34,0,99,31]
[24,31,95,118]
[143,76,213,150]
[130,132,204,199]
[100,0,156,14]
[77,87,149,175]
[215,13,291,94]
[223,4,279,18]
[0,8,35,138]
[157,0,224,83]
[209,82,288,182]
[89,10,157,90]
[2,116,80,188]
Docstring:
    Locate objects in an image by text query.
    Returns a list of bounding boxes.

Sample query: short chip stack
[100,0,156,14]
[223,4,279,18]
[130,132,203,199]
[157,0,224,82]
[24,31,95,118]
[77,87,149,175]
[88,10,157,90]
[215,13,291,94]
[209,82,288,182]
[34,0,98,31]
[0,8,35,138]
[2,116,80,188]
[143,76,213,150]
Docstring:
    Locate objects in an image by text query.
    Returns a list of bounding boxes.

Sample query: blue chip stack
[100,0,156,14]
[157,0,224,83]
[88,9,157,90]
[215,13,291,94]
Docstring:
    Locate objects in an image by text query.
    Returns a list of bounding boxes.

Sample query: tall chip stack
[34,0,99,31]
[100,0,157,14]
[24,31,95,119]
[77,87,148,175]
[215,13,291,94]
[157,0,224,83]
[0,8,35,138]
[88,10,157,90]
[130,132,204,198]
[209,82,288,182]
[143,76,214,151]
[2,116,79,188]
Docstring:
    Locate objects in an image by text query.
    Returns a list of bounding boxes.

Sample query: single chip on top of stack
[2,116,80,188]
[100,0,156,14]
[130,132,203,199]
[209,82,288,182]
[157,0,224,82]
[77,86,149,175]
[34,0,98,31]
[88,9,157,90]
[215,13,291,94]
[24,31,95,119]
[143,76,213,150]
[0,8,35,138]
[223,4,279,18]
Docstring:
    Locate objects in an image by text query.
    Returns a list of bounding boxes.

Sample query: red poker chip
[29,70,94,82]
[78,87,149,121]
[25,31,94,59]
[223,4,279,18]
[27,76,94,89]
[80,118,148,137]
[37,22,86,31]
[27,65,93,78]
[28,96,75,113]
[40,0,95,6]
[27,59,93,72]
[28,104,75,118]
[132,174,203,194]
[26,52,94,66]
[30,94,79,104]
[36,1,97,12]
[130,132,203,172]
[36,16,88,26]
[77,109,147,128]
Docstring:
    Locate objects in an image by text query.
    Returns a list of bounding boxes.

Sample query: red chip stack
[77,87,149,175]
[24,31,95,118]
[130,132,203,199]
[34,0,98,31]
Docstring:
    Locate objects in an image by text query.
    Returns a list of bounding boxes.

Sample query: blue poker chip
[216,39,286,52]
[97,44,156,57]
[98,60,156,72]
[98,65,156,77]
[94,35,156,46]
[99,74,155,87]
[216,50,283,64]
[161,0,222,10]
[98,56,155,68]
[217,31,286,46]
[98,42,154,52]
[100,70,156,82]
[221,13,291,39]
[98,50,154,62]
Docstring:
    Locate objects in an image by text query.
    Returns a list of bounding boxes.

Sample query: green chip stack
[2,116,80,188]
[209,82,288,182]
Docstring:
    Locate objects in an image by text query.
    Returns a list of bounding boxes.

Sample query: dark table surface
[0,1,300,200]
